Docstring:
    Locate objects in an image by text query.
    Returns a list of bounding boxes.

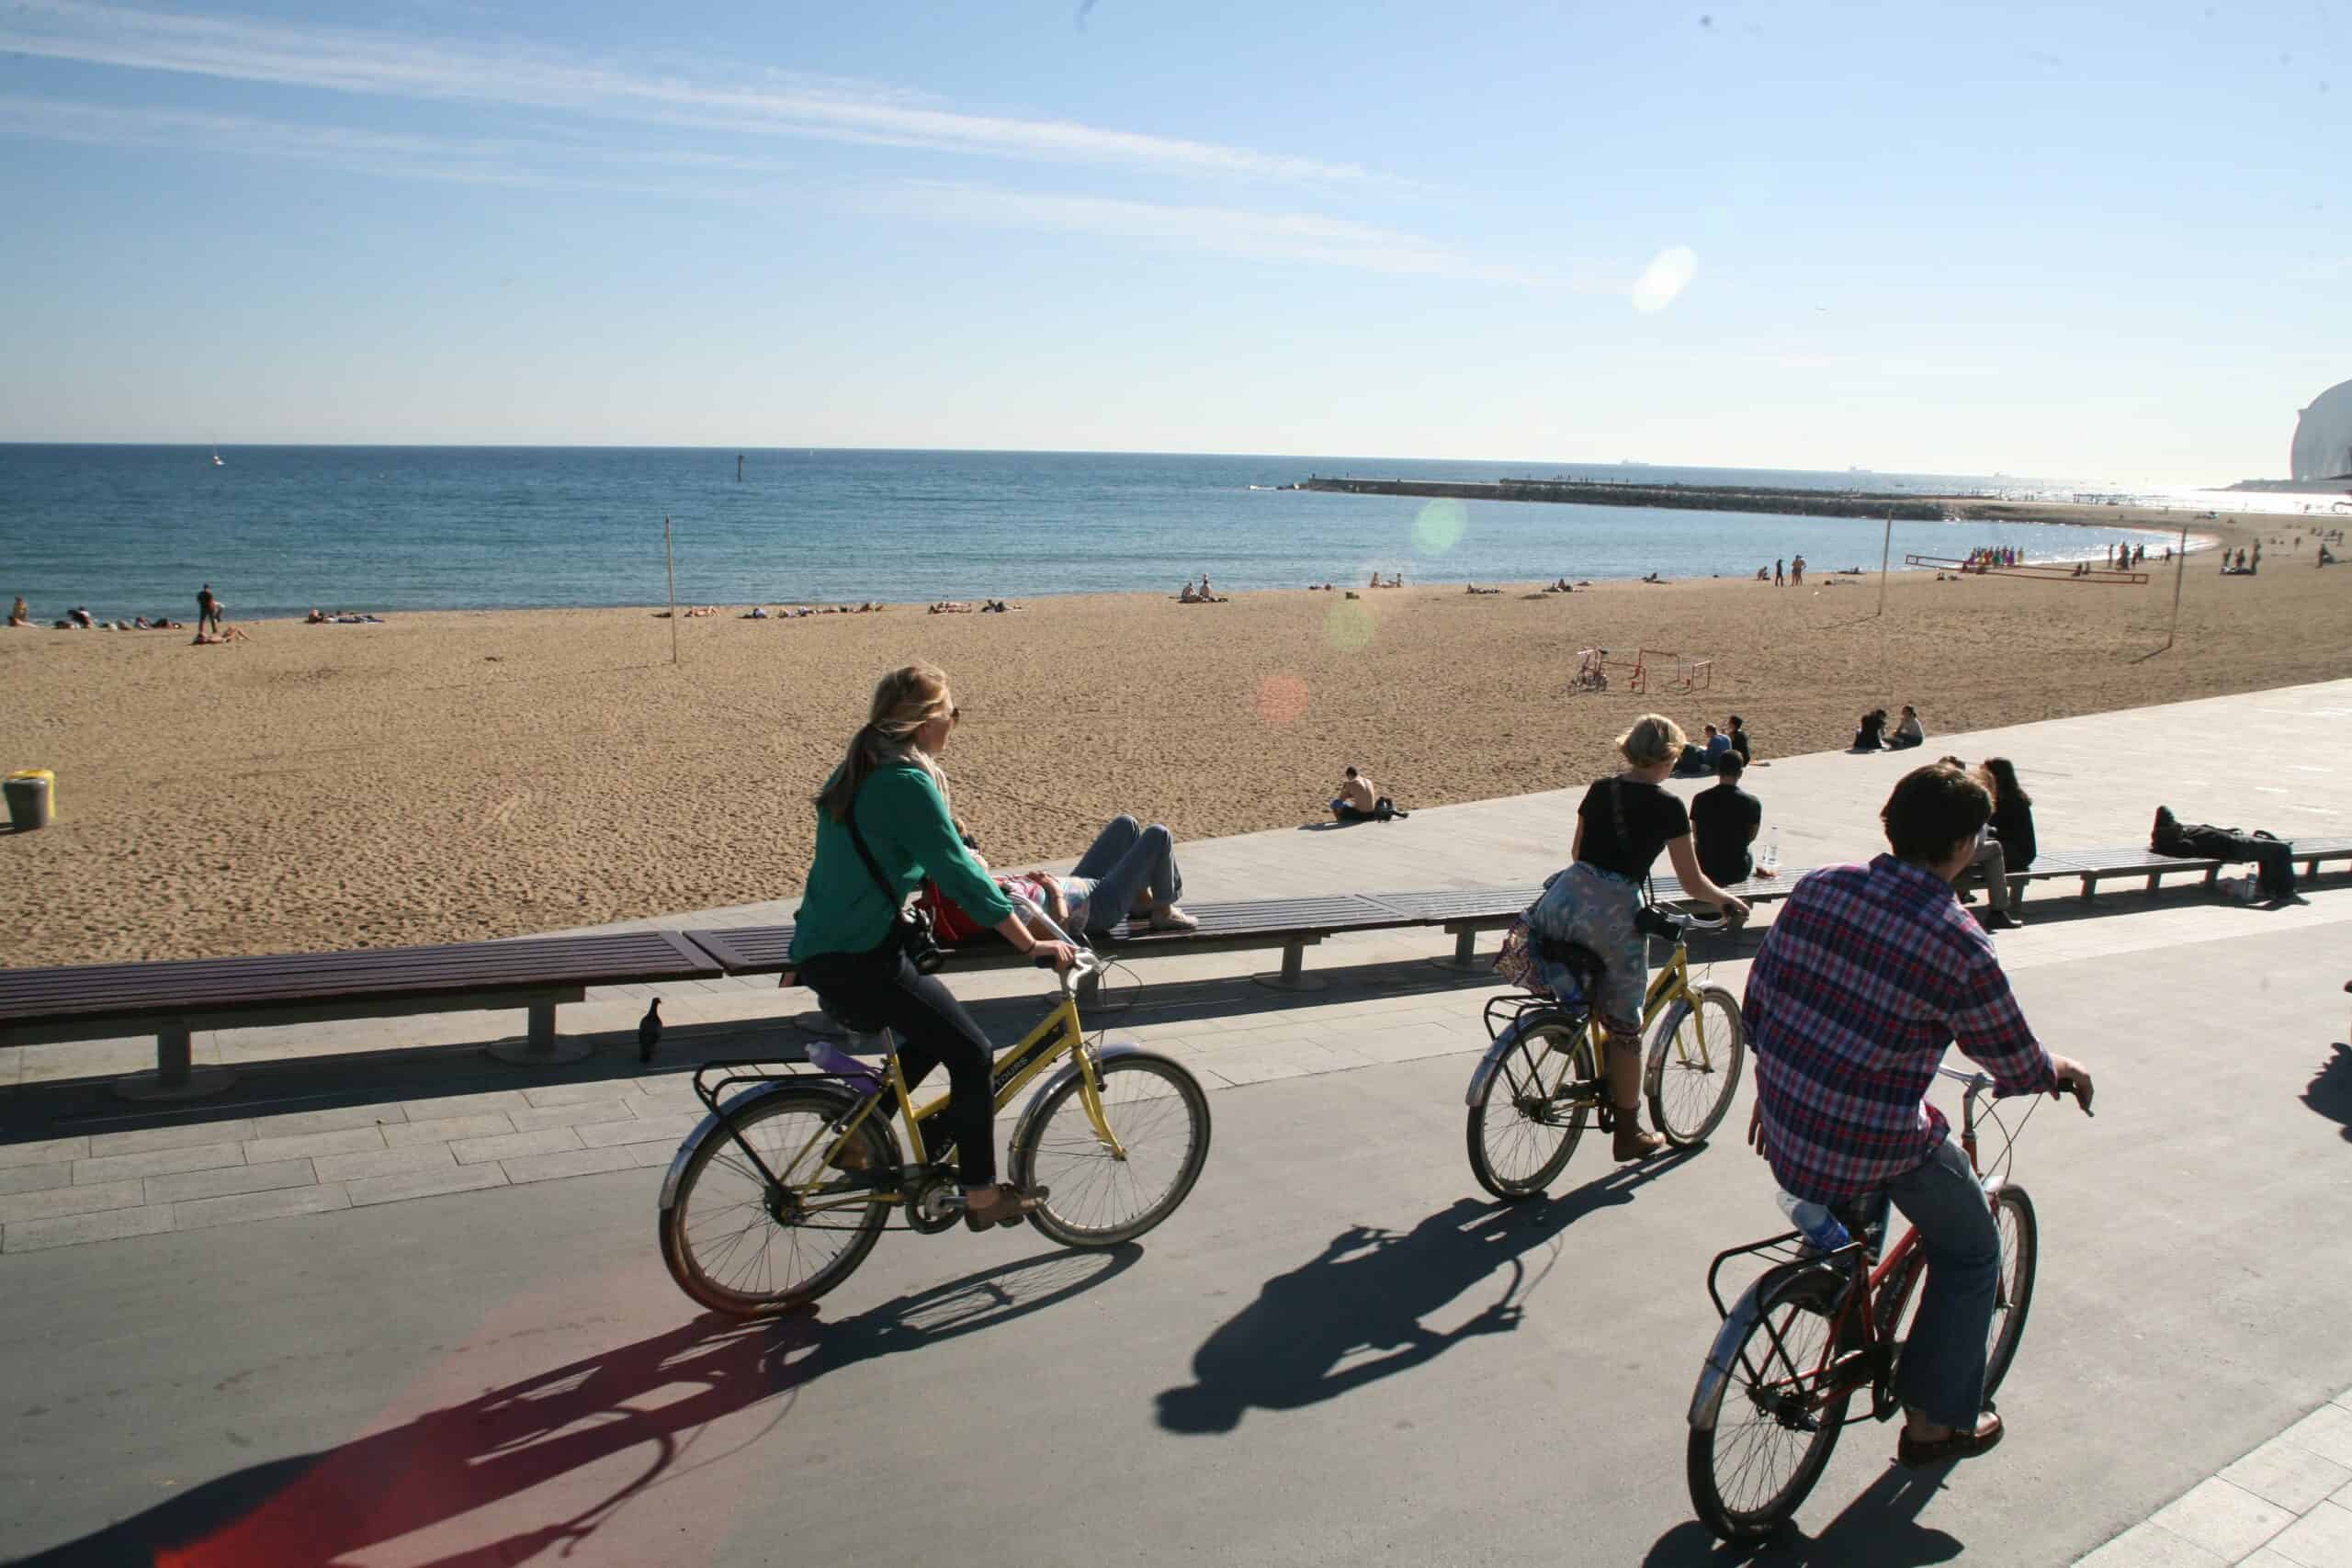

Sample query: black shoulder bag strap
[1612,775,1659,907]
[842,786,903,910]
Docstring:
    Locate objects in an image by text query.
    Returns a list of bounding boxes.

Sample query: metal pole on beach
[665,515,679,666]
[2165,518,2189,651]
[1876,510,1894,616]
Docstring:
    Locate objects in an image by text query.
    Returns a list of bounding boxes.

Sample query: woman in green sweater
[787,664,1076,1231]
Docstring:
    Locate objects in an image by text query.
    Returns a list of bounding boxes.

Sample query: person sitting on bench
[1331,765,1408,822]
[1690,752,1762,923]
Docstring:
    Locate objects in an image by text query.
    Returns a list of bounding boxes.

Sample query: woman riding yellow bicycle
[1522,714,1750,1159]
[786,663,1075,1232]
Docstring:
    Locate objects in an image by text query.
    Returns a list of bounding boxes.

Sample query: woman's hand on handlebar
[1030,940,1078,974]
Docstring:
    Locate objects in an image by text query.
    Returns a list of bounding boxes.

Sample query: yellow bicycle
[659,947,1211,1315]
[1464,904,1745,1200]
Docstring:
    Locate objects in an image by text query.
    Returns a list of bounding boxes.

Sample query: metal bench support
[112,1020,237,1102]
[485,1000,592,1066]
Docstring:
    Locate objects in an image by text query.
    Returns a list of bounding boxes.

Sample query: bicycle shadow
[2303,1042,2352,1143]
[13,1245,1138,1568]
[1154,1149,1699,1434]
[1642,1461,1962,1566]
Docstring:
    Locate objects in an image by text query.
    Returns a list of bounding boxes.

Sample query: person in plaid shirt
[1744,763,2093,1468]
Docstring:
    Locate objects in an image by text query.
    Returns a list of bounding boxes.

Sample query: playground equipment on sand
[1633,649,1713,694]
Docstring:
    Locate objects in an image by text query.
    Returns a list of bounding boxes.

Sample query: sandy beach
[2,510,2342,968]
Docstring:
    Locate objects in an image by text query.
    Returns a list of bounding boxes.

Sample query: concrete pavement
[3,680,2350,1564]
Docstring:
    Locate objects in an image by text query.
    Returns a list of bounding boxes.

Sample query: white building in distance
[2292,378,2352,480]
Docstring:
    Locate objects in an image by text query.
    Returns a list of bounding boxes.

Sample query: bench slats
[0,930,719,1029]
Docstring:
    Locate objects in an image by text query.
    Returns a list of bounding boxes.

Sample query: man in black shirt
[1690,752,1762,904]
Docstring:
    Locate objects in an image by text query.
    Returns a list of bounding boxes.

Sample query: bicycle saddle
[812,990,888,1038]
[1534,936,1608,997]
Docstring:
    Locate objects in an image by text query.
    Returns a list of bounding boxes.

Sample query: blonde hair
[815,663,954,822]
[1616,713,1686,768]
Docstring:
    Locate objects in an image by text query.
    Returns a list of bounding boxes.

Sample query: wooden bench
[2007,837,2352,904]
[0,931,724,1101]
[690,893,1429,996]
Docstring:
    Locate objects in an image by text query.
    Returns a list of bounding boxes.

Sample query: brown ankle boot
[1613,1107,1667,1161]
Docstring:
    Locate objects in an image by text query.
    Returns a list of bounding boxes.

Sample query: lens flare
[1324,598,1375,652]
[1632,245,1699,313]
[1257,672,1310,724]
[1410,499,1466,557]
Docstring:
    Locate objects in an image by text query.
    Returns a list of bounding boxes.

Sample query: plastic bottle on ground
[1759,832,1781,877]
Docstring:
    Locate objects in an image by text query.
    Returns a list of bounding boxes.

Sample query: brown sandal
[963,1183,1048,1232]
[1897,1411,2004,1468]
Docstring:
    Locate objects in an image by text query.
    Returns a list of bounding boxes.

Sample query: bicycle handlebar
[1635,905,1726,940]
[1935,1063,2093,1115]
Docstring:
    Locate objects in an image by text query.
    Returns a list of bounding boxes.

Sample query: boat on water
[211,450,223,467]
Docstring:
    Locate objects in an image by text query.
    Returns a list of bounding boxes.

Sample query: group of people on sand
[2221,545,2260,575]
[304,609,386,625]
[1176,576,1227,603]
[926,600,1016,615]
[1758,555,1806,586]
[729,602,888,618]
[9,587,217,636]
[2106,543,2148,570]
[1366,572,1405,589]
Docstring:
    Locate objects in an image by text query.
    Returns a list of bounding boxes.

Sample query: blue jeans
[1883,1135,2000,1428]
[1069,816,1182,935]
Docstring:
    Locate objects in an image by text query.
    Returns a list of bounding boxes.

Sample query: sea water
[0,446,2209,621]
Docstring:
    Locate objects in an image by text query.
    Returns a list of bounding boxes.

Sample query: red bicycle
[1683,1065,2090,1544]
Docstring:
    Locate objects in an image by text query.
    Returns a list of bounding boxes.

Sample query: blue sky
[0,0,2343,480]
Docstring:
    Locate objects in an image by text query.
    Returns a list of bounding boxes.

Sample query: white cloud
[875,181,1547,283]
[0,0,1371,185]
[1631,244,1699,313]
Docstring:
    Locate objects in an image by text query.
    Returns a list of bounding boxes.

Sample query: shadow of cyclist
[1155,1149,1698,1434]
[14,1245,1137,1568]
[1641,1461,1962,1566]
[2303,1041,2352,1143]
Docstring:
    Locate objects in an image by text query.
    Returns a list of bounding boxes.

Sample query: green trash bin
[5,768,55,830]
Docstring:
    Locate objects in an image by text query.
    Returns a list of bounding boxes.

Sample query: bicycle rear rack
[690,1057,873,1119]
[1703,1231,1866,1323]
[1482,991,1582,1043]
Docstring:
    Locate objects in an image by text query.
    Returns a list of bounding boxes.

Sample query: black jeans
[797,947,999,1188]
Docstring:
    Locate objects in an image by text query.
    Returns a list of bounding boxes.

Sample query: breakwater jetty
[1295,475,1951,522]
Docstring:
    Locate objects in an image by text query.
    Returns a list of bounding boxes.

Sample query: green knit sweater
[786,763,1016,963]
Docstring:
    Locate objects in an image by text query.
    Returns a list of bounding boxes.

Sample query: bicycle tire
[1645,984,1747,1146]
[1465,1015,1592,1201]
[1688,1265,1853,1545]
[1983,1185,2038,1398]
[1011,1054,1211,1247]
[658,1087,893,1316]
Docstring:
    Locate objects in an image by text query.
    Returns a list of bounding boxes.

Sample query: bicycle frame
[691,903,1129,1214]
[1467,919,1724,1107]
[1694,1068,2004,1429]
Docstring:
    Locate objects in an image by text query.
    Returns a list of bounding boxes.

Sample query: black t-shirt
[1576,777,1690,881]
[1690,783,1762,885]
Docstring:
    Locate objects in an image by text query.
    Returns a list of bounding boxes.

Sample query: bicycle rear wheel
[1012,1053,1211,1247]
[1645,984,1747,1146]
[1465,1015,1593,1201]
[658,1087,892,1316]
[1688,1266,1854,1544]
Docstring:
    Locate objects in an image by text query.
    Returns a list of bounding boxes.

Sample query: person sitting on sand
[1641,571,1665,584]
[1888,705,1926,750]
[1331,765,1408,823]
[1854,708,1888,750]
[1726,715,1752,764]
[68,605,94,629]
[306,608,328,624]
[7,596,28,627]
[1179,581,1203,604]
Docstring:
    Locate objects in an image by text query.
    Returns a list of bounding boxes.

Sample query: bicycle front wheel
[1012,1053,1211,1247]
[1646,984,1747,1146]
[1465,1015,1593,1201]
[1688,1266,1853,1545]
[658,1088,892,1316]
[1876,1183,2039,1409]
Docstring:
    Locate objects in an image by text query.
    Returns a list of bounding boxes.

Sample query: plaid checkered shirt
[1744,853,2056,1204]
